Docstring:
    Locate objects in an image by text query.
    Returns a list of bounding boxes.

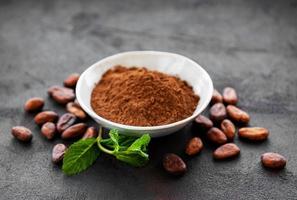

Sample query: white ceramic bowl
[76,51,213,137]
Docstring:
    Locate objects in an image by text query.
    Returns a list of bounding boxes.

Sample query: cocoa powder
[91,66,199,126]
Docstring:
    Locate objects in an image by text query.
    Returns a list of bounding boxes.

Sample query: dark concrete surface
[0,0,297,199]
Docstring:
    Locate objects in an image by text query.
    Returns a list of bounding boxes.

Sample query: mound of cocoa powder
[91,66,199,126]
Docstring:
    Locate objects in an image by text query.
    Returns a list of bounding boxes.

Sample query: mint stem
[97,127,114,155]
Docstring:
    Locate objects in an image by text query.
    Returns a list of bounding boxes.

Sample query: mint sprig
[115,134,150,167]
[98,129,151,167]
[62,128,151,175]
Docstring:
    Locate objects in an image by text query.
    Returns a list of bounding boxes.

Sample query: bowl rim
[76,51,213,131]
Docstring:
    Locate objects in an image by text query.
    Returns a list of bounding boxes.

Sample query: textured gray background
[0,0,297,199]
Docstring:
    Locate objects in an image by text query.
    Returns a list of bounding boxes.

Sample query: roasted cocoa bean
[211,89,223,104]
[24,97,44,112]
[66,102,87,120]
[11,126,33,142]
[56,113,77,133]
[74,99,82,108]
[52,144,67,164]
[34,111,58,125]
[261,152,286,169]
[226,105,250,124]
[238,127,269,141]
[48,86,75,104]
[48,85,61,95]
[206,127,227,145]
[61,123,87,139]
[163,153,187,175]
[82,127,98,139]
[41,122,56,140]
[213,143,240,160]
[223,87,238,105]
[221,119,236,141]
[209,103,227,122]
[195,115,213,130]
[185,137,203,156]
[64,73,80,88]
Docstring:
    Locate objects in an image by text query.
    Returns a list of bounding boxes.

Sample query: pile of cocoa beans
[12,73,98,164]
[163,87,287,175]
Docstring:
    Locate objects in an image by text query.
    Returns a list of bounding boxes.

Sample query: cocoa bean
[226,105,250,124]
[66,102,87,120]
[61,123,87,139]
[11,126,33,142]
[221,119,236,141]
[41,122,56,140]
[211,89,223,104]
[82,127,98,139]
[261,152,286,169]
[223,87,238,105]
[48,86,75,104]
[238,127,269,141]
[24,97,44,112]
[34,111,58,125]
[56,113,77,133]
[206,127,227,145]
[209,103,227,122]
[185,137,203,156]
[213,143,240,160]
[64,73,80,88]
[52,144,67,164]
[195,115,213,130]
[163,153,187,175]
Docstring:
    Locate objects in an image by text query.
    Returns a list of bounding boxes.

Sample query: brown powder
[90,66,199,126]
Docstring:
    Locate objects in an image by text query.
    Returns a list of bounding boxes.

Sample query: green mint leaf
[114,134,151,167]
[62,138,100,176]
[100,135,136,151]
[108,129,120,151]
[115,150,149,167]
[109,129,119,144]
[128,134,150,152]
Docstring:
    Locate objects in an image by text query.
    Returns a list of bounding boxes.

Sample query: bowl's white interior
[76,51,213,130]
